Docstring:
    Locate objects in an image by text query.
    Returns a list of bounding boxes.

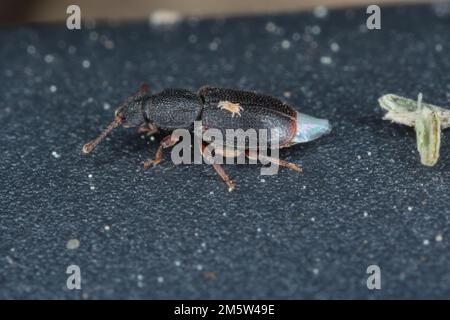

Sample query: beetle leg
[200,143,236,192]
[246,150,303,173]
[143,134,180,169]
[138,123,158,135]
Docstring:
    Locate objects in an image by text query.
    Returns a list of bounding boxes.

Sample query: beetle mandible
[82,84,331,191]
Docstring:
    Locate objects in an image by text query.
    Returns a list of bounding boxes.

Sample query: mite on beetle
[82,84,331,191]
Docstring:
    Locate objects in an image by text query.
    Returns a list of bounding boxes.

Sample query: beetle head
[114,97,146,128]
[82,84,150,154]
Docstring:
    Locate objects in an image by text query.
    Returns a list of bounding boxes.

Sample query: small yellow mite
[218,100,243,118]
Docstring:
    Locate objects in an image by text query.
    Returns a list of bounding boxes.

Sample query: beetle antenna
[82,116,123,154]
[82,83,150,154]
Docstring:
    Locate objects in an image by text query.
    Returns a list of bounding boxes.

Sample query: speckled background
[1,4,450,299]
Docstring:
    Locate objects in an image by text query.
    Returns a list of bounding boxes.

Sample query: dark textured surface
[1,4,450,299]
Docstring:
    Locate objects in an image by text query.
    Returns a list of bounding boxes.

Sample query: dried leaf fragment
[379,94,450,128]
[379,93,449,166]
[415,107,441,166]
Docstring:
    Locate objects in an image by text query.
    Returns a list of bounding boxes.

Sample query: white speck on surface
[49,85,57,93]
[357,155,362,160]
[363,211,368,217]
[312,268,320,275]
[311,25,321,35]
[330,42,340,52]
[6,256,14,265]
[260,178,266,183]
[435,44,443,52]
[24,67,32,76]
[44,54,55,63]
[68,46,77,54]
[281,39,291,49]
[89,31,99,41]
[66,239,80,250]
[367,151,372,156]
[423,239,430,246]
[157,276,164,283]
[257,227,262,232]
[137,274,144,287]
[292,32,301,41]
[51,151,61,158]
[150,136,156,141]
[407,206,413,212]
[208,41,219,51]
[196,264,204,271]
[103,39,115,50]
[104,225,110,231]
[320,56,332,65]
[265,21,277,33]
[90,185,95,190]
[310,217,316,222]
[103,102,111,110]
[435,233,443,242]
[188,34,198,44]
[82,60,91,69]
[283,91,291,98]
[209,191,214,195]
[27,45,36,55]
[149,9,182,27]
[57,40,66,49]
[174,260,181,267]
[313,6,328,19]
[88,174,93,179]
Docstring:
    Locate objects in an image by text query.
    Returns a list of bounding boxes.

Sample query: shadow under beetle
[82,84,331,191]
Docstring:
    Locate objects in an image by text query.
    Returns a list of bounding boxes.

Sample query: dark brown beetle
[82,84,331,191]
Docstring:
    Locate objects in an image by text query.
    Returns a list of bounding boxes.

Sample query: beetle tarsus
[246,151,303,173]
[282,161,303,173]
[143,145,163,168]
[212,162,236,192]
[143,134,181,169]
[200,143,236,192]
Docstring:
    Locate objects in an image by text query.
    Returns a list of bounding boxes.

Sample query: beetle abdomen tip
[292,112,331,144]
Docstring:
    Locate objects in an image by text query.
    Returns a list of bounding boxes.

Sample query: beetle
[82,84,331,191]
